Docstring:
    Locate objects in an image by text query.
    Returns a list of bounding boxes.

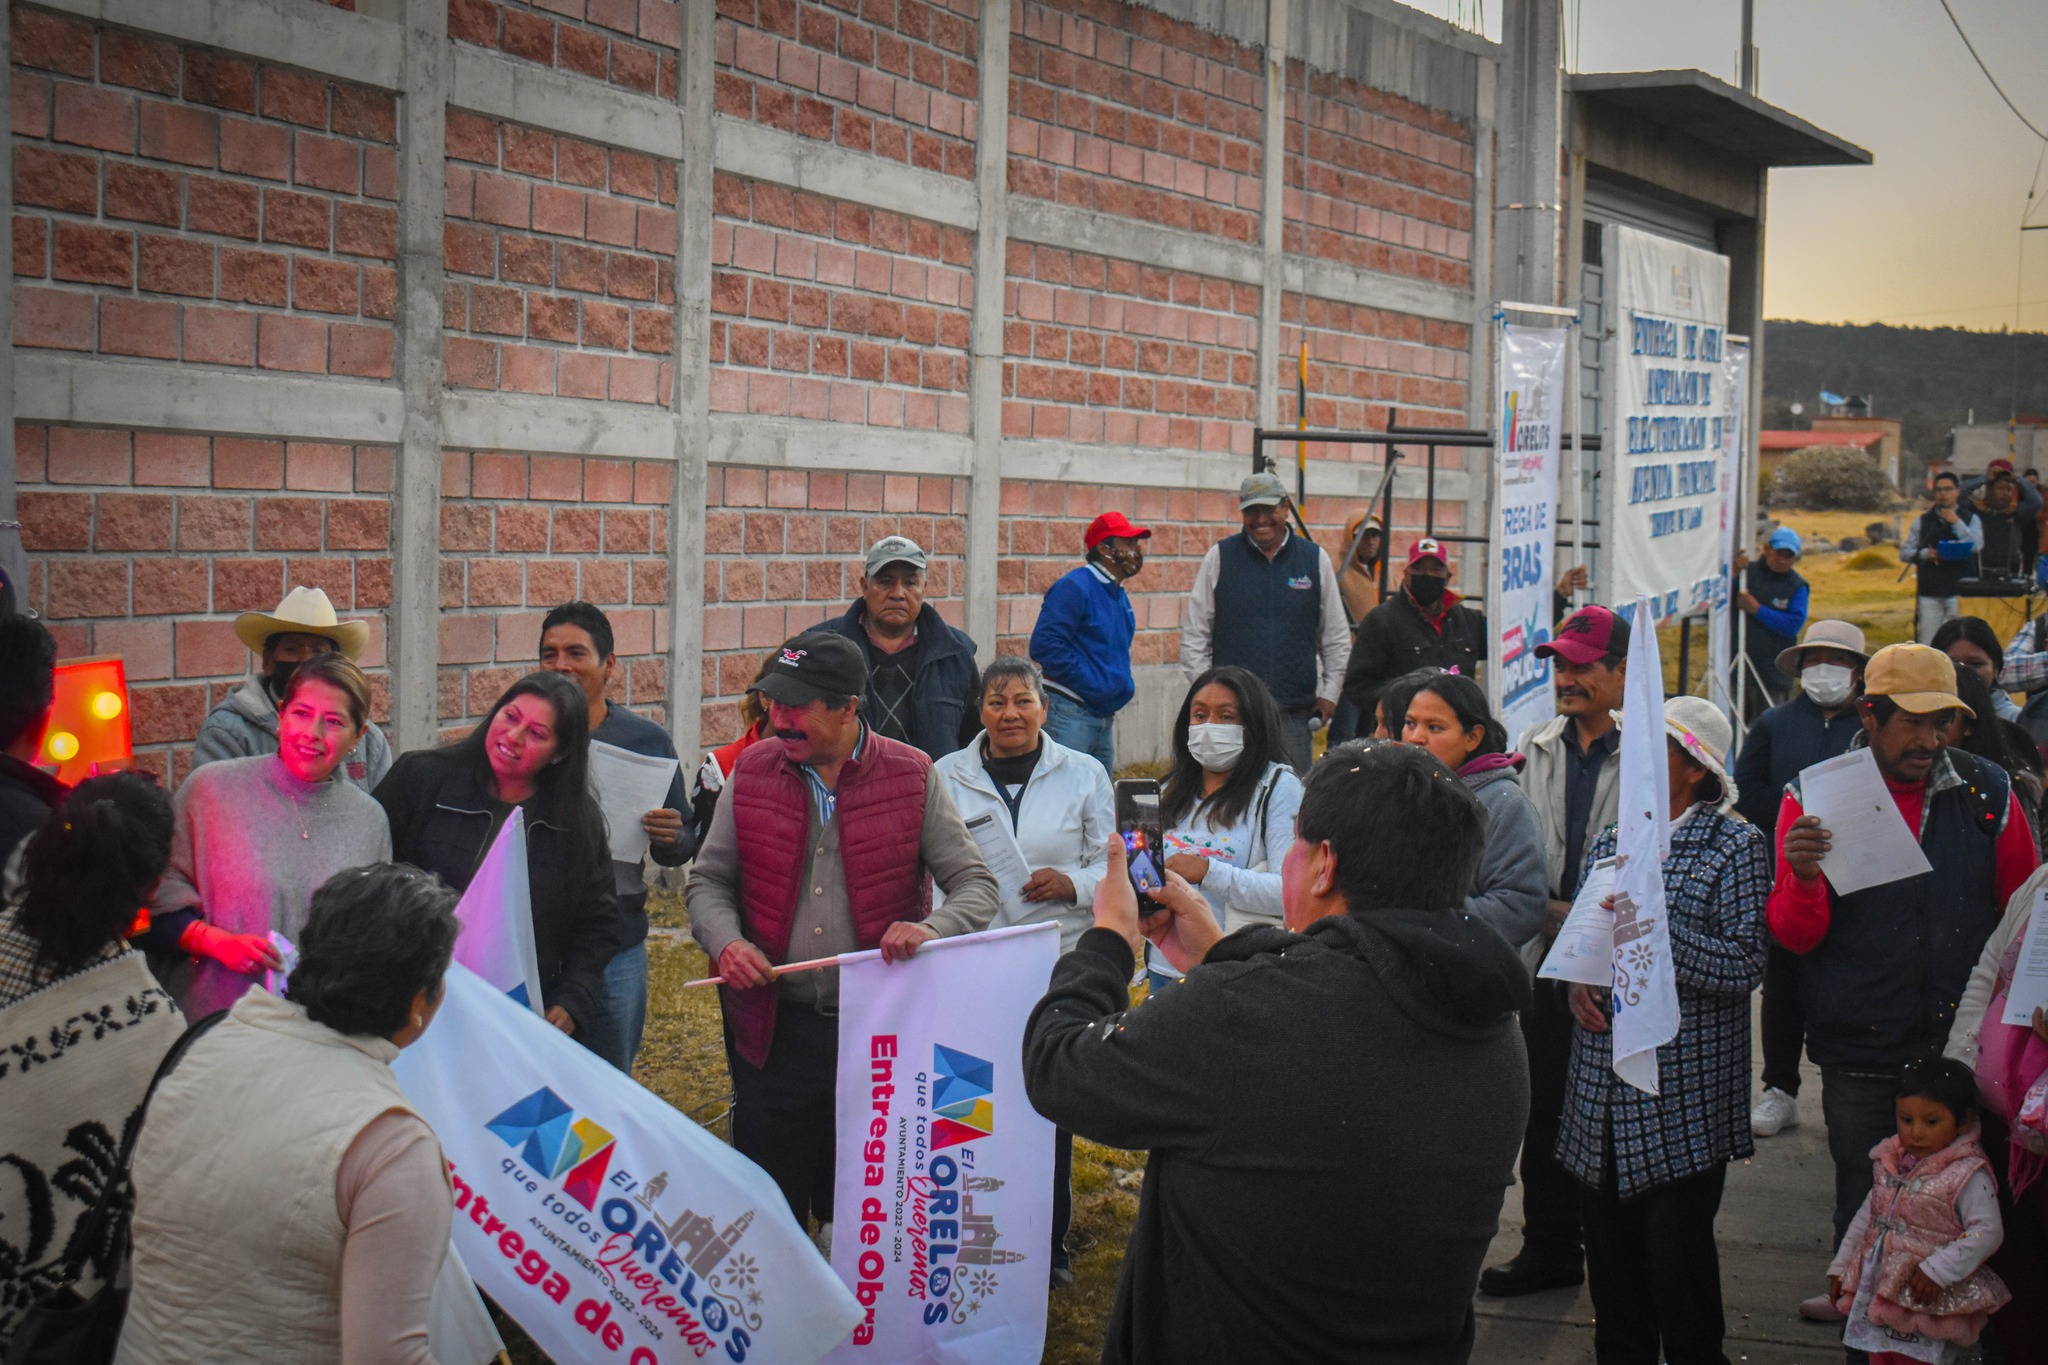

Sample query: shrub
[1844,547,1894,571]
[1770,446,1895,511]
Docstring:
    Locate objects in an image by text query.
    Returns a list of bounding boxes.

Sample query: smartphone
[1114,779,1167,906]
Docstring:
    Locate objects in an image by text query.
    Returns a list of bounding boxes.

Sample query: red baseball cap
[1085,511,1152,549]
[1990,458,2015,475]
[1407,537,1449,568]
[1536,605,1630,666]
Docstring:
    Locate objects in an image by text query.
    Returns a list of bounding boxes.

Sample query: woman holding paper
[1946,865,2048,1361]
[148,653,392,1019]
[934,656,1112,1287]
[376,671,620,1046]
[119,865,460,1365]
[1557,696,1771,1364]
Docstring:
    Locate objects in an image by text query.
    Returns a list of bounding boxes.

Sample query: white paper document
[1798,748,1932,896]
[2001,889,2048,1027]
[1539,856,1619,986]
[962,809,1034,925]
[587,739,679,865]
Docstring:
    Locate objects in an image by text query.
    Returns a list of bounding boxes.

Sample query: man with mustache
[1769,643,2037,1327]
[1480,603,1627,1298]
[687,631,1001,1251]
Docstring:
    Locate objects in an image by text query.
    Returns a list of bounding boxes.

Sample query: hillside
[1762,320,2048,455]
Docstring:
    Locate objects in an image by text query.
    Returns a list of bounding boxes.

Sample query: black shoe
[1477,1251,1584,1297]
[1049,1265,1075,1291]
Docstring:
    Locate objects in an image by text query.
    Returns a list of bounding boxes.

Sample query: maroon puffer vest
[724,731,932,1066]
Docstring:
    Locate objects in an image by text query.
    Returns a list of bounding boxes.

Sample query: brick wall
[452,0,681,100]
[438,452,673,731]
[12,7,399,377]
[16,423,393,783]
[444,112,677,404]
[698,466,965,747]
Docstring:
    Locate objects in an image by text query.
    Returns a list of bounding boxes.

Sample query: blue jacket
[821,600,981,761]
[1030,564,1137,717]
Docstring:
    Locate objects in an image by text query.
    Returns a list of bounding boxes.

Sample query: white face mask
[1802,663,1856,708]
[1186,722,1246,773]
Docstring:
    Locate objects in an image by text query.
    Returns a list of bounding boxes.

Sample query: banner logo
[487,1088,617,1209]
[932,1045,996,1150]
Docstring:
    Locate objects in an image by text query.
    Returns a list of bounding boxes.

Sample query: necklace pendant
[301,830,309,839]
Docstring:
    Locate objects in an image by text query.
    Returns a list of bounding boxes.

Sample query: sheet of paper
[1799,748,1933,896]
[2001,889,2048,1027]
[1539,856,1618,986]
[587,739,680,866]
[962,809,1033,926]
[265,930,299,997]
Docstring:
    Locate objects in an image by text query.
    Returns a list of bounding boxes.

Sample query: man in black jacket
[0,614,62,858]
[1024,742,1530,1364]
[1340,538,1487,731]
[821,535,980,761]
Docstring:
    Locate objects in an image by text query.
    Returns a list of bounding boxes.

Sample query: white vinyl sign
[1492,322,1569,751]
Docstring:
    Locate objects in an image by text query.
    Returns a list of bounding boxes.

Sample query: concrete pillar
[0,0,14,524]
[963,0,1011,663]
[390,0,448,751]
[668,0,715,756]
[1494,0,1561,308]
[1466,56,1496,430]
[1255,0,1288,437]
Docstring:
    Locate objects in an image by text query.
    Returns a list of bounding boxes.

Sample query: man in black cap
[688,630,1001,1249]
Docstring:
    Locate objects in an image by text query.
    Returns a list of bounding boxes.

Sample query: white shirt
[1178,528,1351,706]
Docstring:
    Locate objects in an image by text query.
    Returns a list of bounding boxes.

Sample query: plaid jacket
[1556,807,1771,1199]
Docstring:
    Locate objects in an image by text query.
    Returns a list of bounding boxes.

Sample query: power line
[1937,0,2048,142]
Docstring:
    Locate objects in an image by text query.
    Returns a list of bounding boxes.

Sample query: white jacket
[1946,860,2042,1066]
[934,732,1114,952]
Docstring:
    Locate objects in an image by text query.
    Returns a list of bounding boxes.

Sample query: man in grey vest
[1179,472,1350,771]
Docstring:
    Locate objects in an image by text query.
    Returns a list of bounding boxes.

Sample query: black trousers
[1052,1128,1073,1268]
[1758,941,1807,1096]
[1580,1161,1731,1365]
[728,1003,839,1228]
[1514,977,1583,1262]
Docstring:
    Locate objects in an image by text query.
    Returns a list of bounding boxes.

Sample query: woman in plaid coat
[1558,697,1771,1365]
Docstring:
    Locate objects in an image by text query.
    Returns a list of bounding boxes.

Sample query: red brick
[176,495,251,551]
[551,507,601,551]
[330,324,394,378]
[335,203,397,259]
[53,84,134,153]
[472,173,531,228]
[18,491,91,549]
[254,496,325,549]
[261,67,329,128]
[134,433,211,486]
[558,352,607,397]
[355,555,392,608]
[468,558,524,606]
[283,556,354,611]
[183,50,258,113]
[130,682,207,742]
[93,620,173,681]
[47,559,129,618]
[183,305,256,365]
[503,8,555,64]
[469,284,525,335]
[187,176,261,238]
[364,146,398,201]
[13,8,94,78]
[95,492,175,550]
[220,247,289,304]
[293,256,360,314]
[52,223,134,286]
[15,146,96,213]
[212,438,285,489]
[48,428,131,485]
[139,100,218,167]
[293,131,361,193]
[174,620,253,678]
[356,448,395,494]
[331,86,396,143]
[499,345,552,394]
[363,266,396,319]
[257,314,329,373]
[262,189,332,249]
[445,110,499,165]
[502,125,556,177]
[105,163,182,227]
[327,499,389,551]
[137,556,210,613]
[210,557,285,612]
[14,286,94,350]
[444,336,499,388]
[138,235,214,297]
[530,456,583,501]
[285,443,355,492]
[100,297,178,359]
[500,233,553,285]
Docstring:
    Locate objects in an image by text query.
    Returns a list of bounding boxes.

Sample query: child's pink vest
[1836,1128,2011,1345]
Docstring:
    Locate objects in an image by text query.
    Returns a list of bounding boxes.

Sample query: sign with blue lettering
[1490,322,1568,751]
[1602,225,1733,619]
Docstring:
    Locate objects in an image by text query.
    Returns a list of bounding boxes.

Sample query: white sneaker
[812,1221,833,1258]
[1750,1087,1800,1137]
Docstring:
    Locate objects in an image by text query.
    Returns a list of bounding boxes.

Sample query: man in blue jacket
[1031,511,1149,774]
[1734,526,1810,721]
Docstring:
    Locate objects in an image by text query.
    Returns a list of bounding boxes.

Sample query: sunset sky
[1397,0,2048,330]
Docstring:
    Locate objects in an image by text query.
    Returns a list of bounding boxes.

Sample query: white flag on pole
[451,810,546,1015]
[394,965,863,1365]
[826,923,1059,1364]
[1610,596,1681,1094]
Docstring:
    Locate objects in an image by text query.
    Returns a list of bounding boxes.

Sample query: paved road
[1470,1048,1850,1364]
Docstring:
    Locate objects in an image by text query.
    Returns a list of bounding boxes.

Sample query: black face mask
[268,658,302,698]
[1409,575,1447,607]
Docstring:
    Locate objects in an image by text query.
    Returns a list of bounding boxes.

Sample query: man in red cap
[1030,511,1149,773]
[1338,537,1486,732]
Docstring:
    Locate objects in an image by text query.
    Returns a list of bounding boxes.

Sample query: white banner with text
[1492,321,1569,751]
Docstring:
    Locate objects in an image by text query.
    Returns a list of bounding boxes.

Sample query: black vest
[1743,561,1806,690]
[1914,508,1976,598]
[1210,531,1323,710]
[1793,750,2009,1070]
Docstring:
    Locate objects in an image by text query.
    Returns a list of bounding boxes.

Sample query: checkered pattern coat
[1556,807,1771,1199]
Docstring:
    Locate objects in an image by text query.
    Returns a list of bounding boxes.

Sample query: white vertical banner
[451,810,547,1015]
[394,966,862,1365]
[1707,340,1752,722]
[1611,597,1680,1094]
[827,923,1059,1364]
[1603,225,1734,617]
[1492,321,1569,751]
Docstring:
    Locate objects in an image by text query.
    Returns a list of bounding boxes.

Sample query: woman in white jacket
[934,656,1111,1287]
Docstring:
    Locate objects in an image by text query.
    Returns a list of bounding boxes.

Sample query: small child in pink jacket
[1829,1056,2010,1364]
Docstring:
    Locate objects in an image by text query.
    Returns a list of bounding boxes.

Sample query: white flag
[826,923,1059,1364]
[394,965,863,1365]
[1611,596,1680,1093]
[451,810,546,1015]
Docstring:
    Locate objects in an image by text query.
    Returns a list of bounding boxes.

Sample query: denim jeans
[579,939,649,1073]
[1819,1066,1901,1246]
[1043,691,1117,774]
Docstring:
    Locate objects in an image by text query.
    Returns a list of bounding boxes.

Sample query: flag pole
[682,953,845,989]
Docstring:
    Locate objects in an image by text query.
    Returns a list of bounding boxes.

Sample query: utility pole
[1740,0,1758,94]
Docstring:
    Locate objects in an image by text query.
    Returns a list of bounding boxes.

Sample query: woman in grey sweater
[150,654,391,1017]
[1398,672,1550,948]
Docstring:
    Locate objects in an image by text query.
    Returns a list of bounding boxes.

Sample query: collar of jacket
[938,731,1075,797]
[420,755,570,834]
[1845,732,1966,799]
[837,600,970,663]
[1402,583,1462,626]
[225,674,281,734]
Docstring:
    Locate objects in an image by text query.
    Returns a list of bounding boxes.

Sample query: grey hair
[980,656,1045,704]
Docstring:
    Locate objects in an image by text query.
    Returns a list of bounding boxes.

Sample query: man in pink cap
[1031,511,1149,773]
[1338,537,1486,733]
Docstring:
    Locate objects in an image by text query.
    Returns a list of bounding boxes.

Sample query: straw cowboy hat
[233,586,370,660]
[1664,695,1739,808]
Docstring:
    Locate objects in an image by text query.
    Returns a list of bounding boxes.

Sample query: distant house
[1948,418,2048,481]
[1759,425,1892,491]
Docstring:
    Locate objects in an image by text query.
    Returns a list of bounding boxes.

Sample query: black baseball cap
[755,631,867,707]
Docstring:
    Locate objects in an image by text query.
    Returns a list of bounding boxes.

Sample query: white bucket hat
[233,586,370,660]
[1664,695,1738,808]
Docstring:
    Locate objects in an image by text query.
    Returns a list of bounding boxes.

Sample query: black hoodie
[1023,914,1530,1364]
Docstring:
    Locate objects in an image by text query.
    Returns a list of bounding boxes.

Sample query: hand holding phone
[1114,779,1167,908]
